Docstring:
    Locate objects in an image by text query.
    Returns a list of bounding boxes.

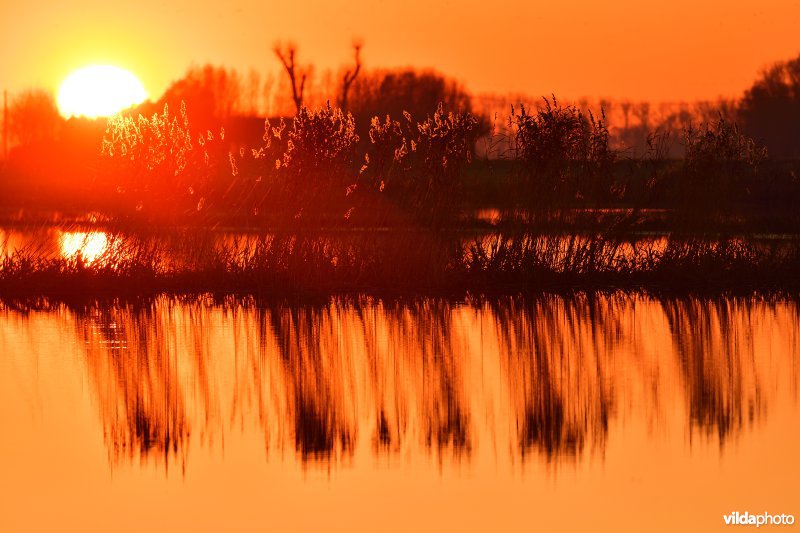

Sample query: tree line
[3,46,800,162]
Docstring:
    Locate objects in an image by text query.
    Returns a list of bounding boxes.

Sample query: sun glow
[60,231,109,265]
[57,65,147,118]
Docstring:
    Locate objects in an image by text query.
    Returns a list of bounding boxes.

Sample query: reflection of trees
[386,300,471,457]
[63,293,798,471]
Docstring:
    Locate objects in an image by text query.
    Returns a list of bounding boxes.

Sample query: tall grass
[360,103,478,221]
[92,97,800,232]
[285,102,360,175]
[100,100,484,226]
[102,103,197,218]
[509,96,616,207]
[2,227,800,296]
[681,117,768,208]
[3,97,796,297]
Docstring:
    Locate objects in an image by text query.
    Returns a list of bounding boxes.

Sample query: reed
[508,96,616,209]
[3,226,800,296]
[0,98,768,233]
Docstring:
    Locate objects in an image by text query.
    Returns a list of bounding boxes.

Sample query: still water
[0,294,798,532]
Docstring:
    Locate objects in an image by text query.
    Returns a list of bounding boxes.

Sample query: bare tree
[244,68,262,116]
[338,41,362,111]
[634,101,651,131]
[273,43,308,113]
[262,72,276,117]
[619,100,632,131]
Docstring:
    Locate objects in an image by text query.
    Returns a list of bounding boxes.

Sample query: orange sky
[2,0,799,102]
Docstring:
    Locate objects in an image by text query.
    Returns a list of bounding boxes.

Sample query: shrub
[102,102,193,180]
[681,118,767,208]
[284,102,360,176]
[510,96,615,205]
[362,103,478,220]
[102,103,196,215]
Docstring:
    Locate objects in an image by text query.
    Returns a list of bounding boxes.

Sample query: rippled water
[0,293,798,532]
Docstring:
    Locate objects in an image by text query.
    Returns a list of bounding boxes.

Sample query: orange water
[0,294,798,532]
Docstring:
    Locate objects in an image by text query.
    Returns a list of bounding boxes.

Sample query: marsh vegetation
[3,50,800,296]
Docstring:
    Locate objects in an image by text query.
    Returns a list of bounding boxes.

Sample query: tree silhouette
[338,41,362,111]
[159,65,243,130]
[8,89,61,146]
[273,43,309,113]
[739,54,800,159]
[349,68,473,125]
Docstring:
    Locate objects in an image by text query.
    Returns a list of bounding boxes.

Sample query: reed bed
[2,227,799,296]
[87,97,800,232]
[2,99,799,296]
[4,97,799,233]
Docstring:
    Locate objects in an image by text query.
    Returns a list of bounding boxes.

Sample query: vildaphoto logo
[723,512,796,527]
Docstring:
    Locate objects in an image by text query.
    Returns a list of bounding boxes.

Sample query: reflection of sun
[57,65,147,118]
[60,232,109,264]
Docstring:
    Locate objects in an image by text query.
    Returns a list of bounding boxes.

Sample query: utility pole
[3,90,7,162]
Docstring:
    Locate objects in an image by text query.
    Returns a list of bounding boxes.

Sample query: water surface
[0,293,798,531]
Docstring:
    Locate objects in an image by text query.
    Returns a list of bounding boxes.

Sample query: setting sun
[57,65,147,118]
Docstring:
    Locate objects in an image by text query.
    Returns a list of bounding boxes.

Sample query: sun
[57,65,147,118]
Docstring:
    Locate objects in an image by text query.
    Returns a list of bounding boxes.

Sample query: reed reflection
[80,303,192,471]
[661,297,791,442]
[490,295,616,460]
[29,293,798,470]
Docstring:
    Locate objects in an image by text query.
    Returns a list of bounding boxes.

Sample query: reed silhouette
[4,226,800,296]
[661,297,768,443]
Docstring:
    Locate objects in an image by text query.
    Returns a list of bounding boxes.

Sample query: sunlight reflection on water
[59,231,109,264]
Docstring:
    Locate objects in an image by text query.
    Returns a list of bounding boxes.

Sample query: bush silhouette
[739,54,800,159]
[511,97,615,206]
